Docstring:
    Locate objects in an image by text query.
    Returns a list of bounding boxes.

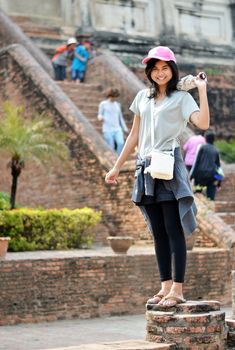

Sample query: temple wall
[0,0,234,56]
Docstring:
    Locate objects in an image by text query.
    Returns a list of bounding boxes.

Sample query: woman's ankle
[161,280,173,294]
[169,282,184,296]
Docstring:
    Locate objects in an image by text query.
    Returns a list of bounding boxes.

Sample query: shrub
[0,192,10,210]
[0,192,21,210]
[215,140,235,164]
[0,207,101,251]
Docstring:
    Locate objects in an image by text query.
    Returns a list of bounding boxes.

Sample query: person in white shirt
[98,88,128,155]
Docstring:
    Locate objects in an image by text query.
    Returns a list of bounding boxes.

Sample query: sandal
[147,294,165,304]
[160,295,186,307]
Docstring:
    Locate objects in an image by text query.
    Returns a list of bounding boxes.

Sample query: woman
[183,131,205,172]
[105,46,209,307]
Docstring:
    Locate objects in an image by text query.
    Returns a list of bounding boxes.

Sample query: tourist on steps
[105,46,209,307]
[51,37,77,81]
[190,130,222,201]
[71,41,91,83]
[98,88,129,155]
[183,131,206,172]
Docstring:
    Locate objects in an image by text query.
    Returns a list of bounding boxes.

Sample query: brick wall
[0,248,231,325]
[216,166,235,202]
[195,196,235,249]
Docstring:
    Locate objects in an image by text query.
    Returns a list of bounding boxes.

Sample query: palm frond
[0,101,70,165]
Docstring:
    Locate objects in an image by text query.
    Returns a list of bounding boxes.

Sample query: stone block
[146,300,227,349]
[38,340,177,350]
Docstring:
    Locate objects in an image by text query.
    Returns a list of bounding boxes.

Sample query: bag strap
[150,97,177,153]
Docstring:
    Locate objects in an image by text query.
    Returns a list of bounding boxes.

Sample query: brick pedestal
[146,301,227,349]
[232,271,235,319]
[226,319,235,349]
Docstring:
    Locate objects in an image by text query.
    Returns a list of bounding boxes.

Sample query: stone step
[146,300,220,313]
[38,340,176,350]
[218,212,235,225]
[10,16,63,39]
[59,91,103,104]
[66,97,102,107]
[215,201,235,213]
[60,89,102,98]
[57,81,103,91]
[146,301,226,349]
[69,107,99,116]
[226,320,235,349]
[226,319,235,331]
[19,27,62,39]
[61,95,101,104]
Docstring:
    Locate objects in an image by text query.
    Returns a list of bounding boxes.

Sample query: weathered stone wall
[0,248,231,325]
[216,167,235,202]
[0,9,53,77]
[1,0,234,66]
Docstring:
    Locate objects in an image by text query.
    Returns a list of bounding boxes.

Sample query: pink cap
[142,46,176,64]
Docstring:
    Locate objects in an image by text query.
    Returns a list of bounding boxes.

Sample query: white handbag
[144,98,176,180]
[149,149,175,180]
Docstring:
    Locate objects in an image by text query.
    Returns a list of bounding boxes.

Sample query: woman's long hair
[145,59,179,99]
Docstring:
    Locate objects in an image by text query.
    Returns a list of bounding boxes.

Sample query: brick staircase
[214,168,235,232]
[214,201,235,231]
[57,81,136,160]
[57,81,104,135]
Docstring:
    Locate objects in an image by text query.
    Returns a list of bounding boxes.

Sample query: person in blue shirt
[71,41,90,83]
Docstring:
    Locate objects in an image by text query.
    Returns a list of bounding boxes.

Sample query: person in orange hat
[51,37,77,81]
[105,46,209,307]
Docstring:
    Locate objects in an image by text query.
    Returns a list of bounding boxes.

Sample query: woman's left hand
[194,72,207,89]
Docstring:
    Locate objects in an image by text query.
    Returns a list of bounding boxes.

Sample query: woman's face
[150,60,173,88]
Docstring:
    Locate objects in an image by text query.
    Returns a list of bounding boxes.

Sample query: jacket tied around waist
[131,147,197,236]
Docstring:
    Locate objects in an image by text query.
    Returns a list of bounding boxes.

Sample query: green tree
[0,102,70,209]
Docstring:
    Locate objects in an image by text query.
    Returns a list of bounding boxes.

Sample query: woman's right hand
[105,167,120,184]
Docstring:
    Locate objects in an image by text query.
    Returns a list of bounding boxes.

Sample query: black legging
[140,201,186,283]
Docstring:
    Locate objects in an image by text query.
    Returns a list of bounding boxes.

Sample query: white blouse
[129,89,199,159]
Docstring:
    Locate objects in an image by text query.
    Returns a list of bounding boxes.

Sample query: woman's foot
[159,293,186,307]
[158,282,185,307]
[147,280,172,304]
[147,293,165,304]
